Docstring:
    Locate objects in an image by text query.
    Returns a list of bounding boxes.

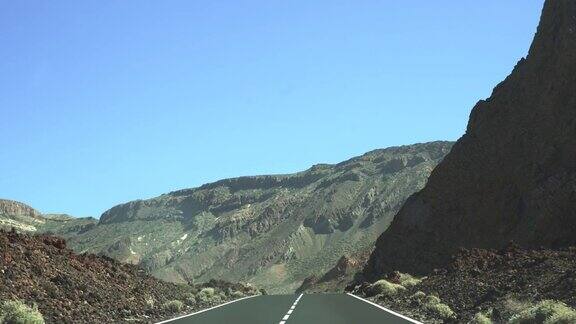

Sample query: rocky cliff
[67,141,452,293]
[0,199,46,232]
[0,199,97,237]
[365,0,576,279]
[0,199,42,219]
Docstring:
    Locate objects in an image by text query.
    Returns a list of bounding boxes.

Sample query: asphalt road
[159,293,419,324]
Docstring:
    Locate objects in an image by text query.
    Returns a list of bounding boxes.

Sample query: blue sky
[0,0,543,217]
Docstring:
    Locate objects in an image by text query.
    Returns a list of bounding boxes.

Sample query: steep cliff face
[68,142,452,293]
[0,199,42,219]
[365,0,576,279]
[0,199,44,232]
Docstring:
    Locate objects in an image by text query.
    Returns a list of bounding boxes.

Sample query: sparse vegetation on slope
[59,142,452,293]
[0,230,260,323]
[508,300,576,324]
[369,279,406,297]
[0,300,45,324]
[352,245,576,323]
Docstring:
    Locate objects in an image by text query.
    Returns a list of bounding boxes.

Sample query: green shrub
[508,300,576,324]
[411,291,426,301]
[230,291,245,298]
[196,292,210,304]
[185,294,196,306]
[424,295,441,305]
[144,295,155,308]
[398,273,423,287]
[0,300,45,324]
[425,302,456,319]
[421,295,455,320]
[162,300,184,313]
[547,311,576,324]
[195,288,223,305]
[470,312,492,324]
[370,279,406,297]
[199,287,215,297]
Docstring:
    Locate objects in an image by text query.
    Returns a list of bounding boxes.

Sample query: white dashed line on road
[278,293,303,323]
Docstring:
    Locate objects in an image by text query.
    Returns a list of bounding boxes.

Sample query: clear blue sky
[0,0,543,217]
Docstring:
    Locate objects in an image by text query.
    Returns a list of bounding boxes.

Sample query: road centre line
[278,293,303,324]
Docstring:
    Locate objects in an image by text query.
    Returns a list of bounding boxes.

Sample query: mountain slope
[365,0,576,279]
[67,141,452,293]
[0,230,261,323]
[0,199,96,237]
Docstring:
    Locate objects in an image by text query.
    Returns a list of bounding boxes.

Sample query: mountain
[64,141,452,293]
[0,199,97,238]
[0,199,43,232]
[0,229,261,323]
[364,0,576,280]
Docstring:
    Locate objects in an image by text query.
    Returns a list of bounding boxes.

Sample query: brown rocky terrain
[353,245,576,323]
[0,229,261,323]
[364,0,576,279]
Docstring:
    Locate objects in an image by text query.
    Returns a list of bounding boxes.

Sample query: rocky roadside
[351,245,576,323]
[0,229,263,323]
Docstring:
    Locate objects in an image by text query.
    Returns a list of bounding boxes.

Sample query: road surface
[158,293,420,324]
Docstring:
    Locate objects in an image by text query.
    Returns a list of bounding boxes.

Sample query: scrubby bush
[470,312,492,324]
[184,294,196,306]
[397,273,423,287]
[195,287,222,305]
[422,294,456,320]
[426,302,456,319]
[199,287,215,297]
[230,291,245,298]
[547,311,576,324]
[196,292,210,304]
[411,291,426,301]
[162,300,184,313]
[508,300,576,324]
[0,300,45,324]
[370,279,406,297]
[144,295,155,309]
[424,295,441,305]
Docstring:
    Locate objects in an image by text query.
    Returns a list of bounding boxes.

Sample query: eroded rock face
[0,199,98,237]
[0,199,42,219]
[365,0,576,279]
[67,142,452,293]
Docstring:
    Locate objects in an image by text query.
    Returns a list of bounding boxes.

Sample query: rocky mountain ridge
[62,141,452,293]
[0,199,97,238]
[364,0,576,279]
